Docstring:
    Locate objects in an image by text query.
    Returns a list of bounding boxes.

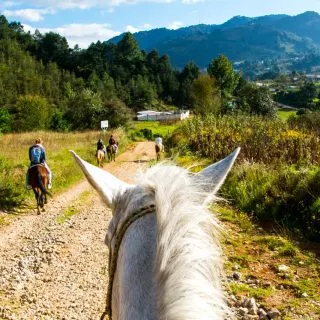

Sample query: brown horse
[97,149,105,167]
[28,165,51,214]
[107,144,117,162]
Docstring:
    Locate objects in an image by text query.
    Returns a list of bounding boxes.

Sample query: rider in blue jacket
[26,138,52,189]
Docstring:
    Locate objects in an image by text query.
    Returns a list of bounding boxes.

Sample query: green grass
[127,120,179,141]
[215,205,254,233]
[56,190,91,224]
[56,205,80,224]
[133,121,178,136]
[255,236,298,257]
[277,109,297,121]
[229,282,274,300]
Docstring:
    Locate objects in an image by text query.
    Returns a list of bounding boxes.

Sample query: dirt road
[0,142,155,320]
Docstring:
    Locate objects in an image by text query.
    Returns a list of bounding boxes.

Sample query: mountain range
[108,11,320,69]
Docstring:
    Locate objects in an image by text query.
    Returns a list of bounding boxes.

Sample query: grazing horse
[155,143,164,161]
[107,144,117,162]
[97,149,105,167]
[70,148,240,320]
[28,165,51,214]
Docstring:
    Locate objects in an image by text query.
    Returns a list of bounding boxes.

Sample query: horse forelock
[110,163,228,319]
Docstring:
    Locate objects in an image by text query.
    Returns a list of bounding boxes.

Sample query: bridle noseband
[100,204,156,320]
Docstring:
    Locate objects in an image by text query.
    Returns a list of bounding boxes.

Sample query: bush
[0,157,27,210]
[288,111,320,135]
[0,108,12,133]
[140,128,153,140]
[169,114,320,165]
[168,114,320,240]
[13,95,50,131]
[222,163,320,240]
[49,111,69,131]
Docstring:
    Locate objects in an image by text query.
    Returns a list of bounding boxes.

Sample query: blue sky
[1,0,320,48]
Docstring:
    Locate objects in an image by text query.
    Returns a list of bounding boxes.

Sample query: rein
[100,204,156,320]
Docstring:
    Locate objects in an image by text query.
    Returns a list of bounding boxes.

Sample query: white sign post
[101,120,108,135]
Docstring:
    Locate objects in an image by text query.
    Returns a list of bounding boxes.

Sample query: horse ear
[69,150,130,207]
[193,148,240,204]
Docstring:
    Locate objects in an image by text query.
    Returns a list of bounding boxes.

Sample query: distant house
[306,74,320,82]
[136,110,190,121]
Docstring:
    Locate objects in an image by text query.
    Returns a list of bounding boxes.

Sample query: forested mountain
[109,11,320,68]
[0,15,203,133]
[0,13,296,134]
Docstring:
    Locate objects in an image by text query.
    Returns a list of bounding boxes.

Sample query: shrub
[0,157,27,209]
[169,114,320,165]
[0,107,12,133]
[288,111,320,135]
[223,164,320,240]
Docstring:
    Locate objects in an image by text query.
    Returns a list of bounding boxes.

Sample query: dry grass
[0,129,126,211]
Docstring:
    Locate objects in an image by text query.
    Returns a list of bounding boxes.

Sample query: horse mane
[136,163,228,320]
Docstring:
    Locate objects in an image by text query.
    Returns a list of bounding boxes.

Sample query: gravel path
[1,142,277,320]
[0,142,155,320]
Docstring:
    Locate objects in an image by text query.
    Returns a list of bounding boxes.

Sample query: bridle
[100,204,156,320]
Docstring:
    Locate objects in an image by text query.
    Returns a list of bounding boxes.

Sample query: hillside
[108,11,320,69]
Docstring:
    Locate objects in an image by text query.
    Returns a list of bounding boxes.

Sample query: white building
[136,110,190,121]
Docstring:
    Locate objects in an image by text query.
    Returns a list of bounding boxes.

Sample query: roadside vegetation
[168,113,320,241]
[56,190,92,224]
[216,204,320,319]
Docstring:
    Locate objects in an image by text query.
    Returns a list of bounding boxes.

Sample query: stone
[233,272,241,280]
[267,308,281,319]
[257,308,268,319]
[277,264,290,273]
[239,307,249,316]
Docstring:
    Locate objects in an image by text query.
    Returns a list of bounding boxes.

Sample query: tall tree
[36,32,71,70]
[190,75,221,115]
[207,55,239,98]
[13,95,50,131]
[177,62,200,107]
[64,88,104,130]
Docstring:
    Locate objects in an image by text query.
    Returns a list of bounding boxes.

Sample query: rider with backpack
[26,138,52,189]
[108,135,118,153]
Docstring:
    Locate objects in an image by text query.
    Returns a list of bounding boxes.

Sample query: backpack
[30,146,42,164]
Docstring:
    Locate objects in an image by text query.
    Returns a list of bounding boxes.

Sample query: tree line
[0,15,275,133]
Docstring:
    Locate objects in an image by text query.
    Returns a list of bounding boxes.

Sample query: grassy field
[277,108,297,121]
[0,120,180,213]
[0,128,127,212]
[128,120,179,141]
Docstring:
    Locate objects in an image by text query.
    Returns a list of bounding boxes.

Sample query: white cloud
[167,21,183,29]
[126,25,140,33]
[9,0,201,11]
[3,8,55,21]
[142,23,152,29]
[181,0,205,3]
[125,23,152,33]
[23,23,121,48]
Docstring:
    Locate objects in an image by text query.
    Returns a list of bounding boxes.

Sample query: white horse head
[70,148,240,320]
